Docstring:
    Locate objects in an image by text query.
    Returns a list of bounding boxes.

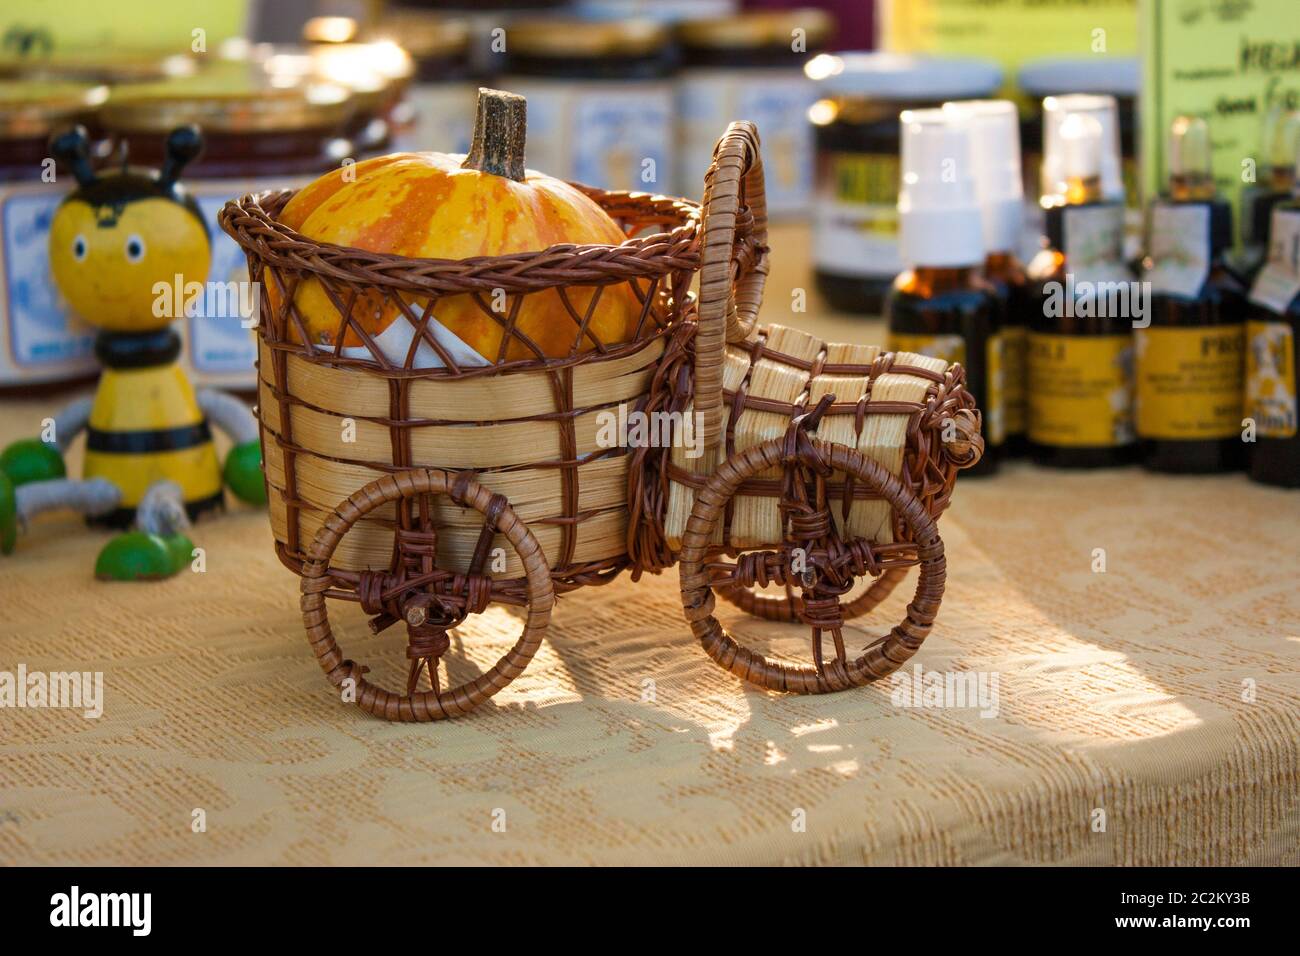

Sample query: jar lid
[811,52,1003,101]
[508,18,670,58]
[100,67,353,134]
[0,50,197,85]
[1018,56,1139,98]
[303,16,361,45]
[0,80,108,138]
[259,44,414,114]
[679,8,833,50]
[373,13,470,60]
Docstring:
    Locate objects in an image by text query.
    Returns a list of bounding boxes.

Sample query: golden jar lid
[0,50,197,85]
[371,13,470,61]
[679,8,834,50]
[99,67,353,134]
[0,80,108,138]
[508,18,669,59]
[303,16,361,45]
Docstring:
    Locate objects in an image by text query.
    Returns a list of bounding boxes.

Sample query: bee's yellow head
[48,125,210,334]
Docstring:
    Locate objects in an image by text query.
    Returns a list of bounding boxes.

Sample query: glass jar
[1017,56,1140,264]
[0,80,108,394]
[809,53,1003,315]
[100,67,353,392]
[373,13,477,153]
[675,8,831,216]
[501,18,676,192]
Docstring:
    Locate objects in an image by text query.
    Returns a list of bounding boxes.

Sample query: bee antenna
[160,125,203,187]
[49,125,97,188]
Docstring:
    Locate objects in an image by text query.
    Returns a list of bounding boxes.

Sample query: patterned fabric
[2,417,1296,864]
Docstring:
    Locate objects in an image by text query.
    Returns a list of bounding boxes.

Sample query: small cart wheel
[300,469,554,721]
[678,438,945,694]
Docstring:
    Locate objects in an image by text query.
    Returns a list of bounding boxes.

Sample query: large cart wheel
[678,437,945,694]
[300,469,554,721]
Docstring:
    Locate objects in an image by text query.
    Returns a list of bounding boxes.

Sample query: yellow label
[985,332,1005,446]
[1002,325,1027,436]
[1246,320,1298,439]
[830,152,900,208]
[888,332,965,365]
[1028,333,1135,447]
[1135,325,1244,439]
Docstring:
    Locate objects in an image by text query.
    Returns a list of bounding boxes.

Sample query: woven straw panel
[2,398,1297,864]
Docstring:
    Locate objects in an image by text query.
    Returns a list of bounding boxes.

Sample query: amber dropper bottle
[1026,98,1137,468]
[1245,150,1300,488]
[886,108,1001,476]
[1137,116,1246,473]
[946,99,1030,457]
[1236,107,1300,285]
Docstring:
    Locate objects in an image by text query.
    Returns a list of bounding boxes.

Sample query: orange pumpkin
[274,90,639,364]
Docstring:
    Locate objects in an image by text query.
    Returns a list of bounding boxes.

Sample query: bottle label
[1135,325,1243,439]
[985,331,1006,446]
[1145,203,1210,297]
[814,151,900,280]
[1246,319,1297,439]
[1062,205,1131,286]
[1248,208,1300,314]
[0,181,98,385]
[1003,324,1027,436]
[1028,332,1135,447]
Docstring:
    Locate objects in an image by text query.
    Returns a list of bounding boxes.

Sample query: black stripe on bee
[86,421,214,454]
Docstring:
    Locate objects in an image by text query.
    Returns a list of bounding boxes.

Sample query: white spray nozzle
[944,99,1023,253]
[898,108,984,268]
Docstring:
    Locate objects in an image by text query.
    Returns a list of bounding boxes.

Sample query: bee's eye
[124,235,146,263]
[72,235,88,261]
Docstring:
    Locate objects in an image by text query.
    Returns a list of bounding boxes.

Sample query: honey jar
[500,18,676,193]
[99,66,352,391]
[372,13,476,154]
[675,8,832,217]
[0,80,107,394]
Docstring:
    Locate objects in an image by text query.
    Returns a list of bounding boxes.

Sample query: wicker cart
[220,121,983,721]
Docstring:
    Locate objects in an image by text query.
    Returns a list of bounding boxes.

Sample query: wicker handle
[696,121,769,450]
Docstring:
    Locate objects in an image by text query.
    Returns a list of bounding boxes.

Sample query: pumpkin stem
[462,88,527,182]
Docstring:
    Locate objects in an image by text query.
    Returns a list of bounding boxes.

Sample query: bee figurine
[0,125,265,580]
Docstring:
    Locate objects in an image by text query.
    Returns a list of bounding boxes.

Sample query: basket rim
[218,184,702,297]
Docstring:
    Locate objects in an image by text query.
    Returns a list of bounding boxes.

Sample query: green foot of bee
[0,473,16,555]
[0,439,66,487]
[223,440,266,506]
[94,531,195,581]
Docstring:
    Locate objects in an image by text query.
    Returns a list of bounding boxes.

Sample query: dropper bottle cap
[943,99,1023,254]
[1168,114,1214,199]
[897,108,984,268]
[1041,93,1123,205]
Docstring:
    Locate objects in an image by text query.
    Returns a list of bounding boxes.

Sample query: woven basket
[222,186,699,587]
